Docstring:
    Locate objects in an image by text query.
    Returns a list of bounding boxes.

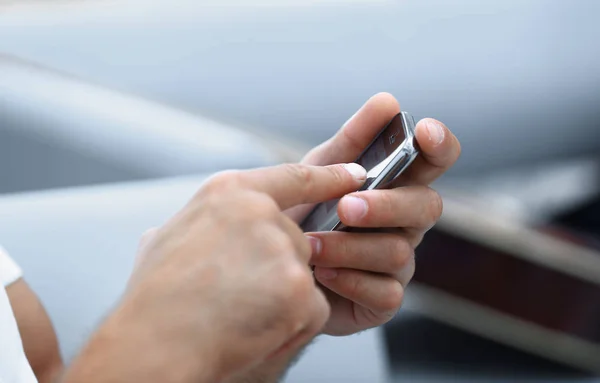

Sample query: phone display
[300,111,419,233]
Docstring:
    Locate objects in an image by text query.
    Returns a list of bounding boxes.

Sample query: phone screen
[356,114,406,170]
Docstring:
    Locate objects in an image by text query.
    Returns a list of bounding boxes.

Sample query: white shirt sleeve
[0,246,23,287]
[0,246,37,382]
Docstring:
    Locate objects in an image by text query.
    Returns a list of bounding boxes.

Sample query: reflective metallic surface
[300,112,418,233]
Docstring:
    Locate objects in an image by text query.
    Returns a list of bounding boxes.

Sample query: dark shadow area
[383,312,595,381]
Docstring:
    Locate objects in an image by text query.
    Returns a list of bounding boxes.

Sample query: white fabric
[0,247,37,383]
[0,247,22,287]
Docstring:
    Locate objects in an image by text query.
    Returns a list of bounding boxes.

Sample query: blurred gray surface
[2,0,600,176]
[0,176,598,382]
[384,315,600,383]
[0,127,137,194]
[0,57,295,194]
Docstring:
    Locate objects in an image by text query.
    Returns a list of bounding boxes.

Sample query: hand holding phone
[300,111,419,232]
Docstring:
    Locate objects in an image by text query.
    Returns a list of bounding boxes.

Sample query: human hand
[64,162,368,383]
[287,93,461,336]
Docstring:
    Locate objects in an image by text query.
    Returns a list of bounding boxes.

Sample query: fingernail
[342,163,367,181]
[425,120,445,146]
[307,235,321,256]
[315,267,338,280]
[341,195,368,222]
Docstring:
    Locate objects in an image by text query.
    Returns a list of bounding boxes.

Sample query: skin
[62,162,368,383]
[227,93,461,381]
[6,279,63,383]
[8,93,460,383]
[295,92,461,336]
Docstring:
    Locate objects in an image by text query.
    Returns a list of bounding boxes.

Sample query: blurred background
[1,0,599,382]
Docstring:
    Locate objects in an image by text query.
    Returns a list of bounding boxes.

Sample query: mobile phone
[300,111,419,233]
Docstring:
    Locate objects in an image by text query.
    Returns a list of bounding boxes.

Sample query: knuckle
[207,191,265,226]
[258,225,295,255]
[311,294,331,331]
[328,165,347,186]
[377,191,397,224]
[243,192,279,221]
[378,283,405,313]
[286,163,313,183]
[347,272,367,298]
[282,263,313,299]
[398,256,416,287]
[139,227,159,245]
[203,192,232,225]
[317,297,332,321]
[338,234,353,263]
[290,266,314,293]
[283,163,314,196]
[424,188,444,226]
[294,229,313,260]
[200,170,240,196]
[274,266,313,324]
[389,238,411,271]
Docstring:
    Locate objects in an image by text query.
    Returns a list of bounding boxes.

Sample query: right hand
[115,163,367,382]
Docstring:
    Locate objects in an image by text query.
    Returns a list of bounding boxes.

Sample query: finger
[269,286,330,360]
[314,268,404,319]
[302,93,400,166]
[238,163,367,210]
[393,118,461,186]
[307,231,412,275]
[305,285,331,339]
[397,255,415,287]
[278,214,313,264]
[286,93,399,222]
[337,186,443,229]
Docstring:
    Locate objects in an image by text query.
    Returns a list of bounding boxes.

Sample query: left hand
[286,93,461,336]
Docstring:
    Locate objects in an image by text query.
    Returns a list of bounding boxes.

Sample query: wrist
[62,297,219,383]
[225,341,313,383]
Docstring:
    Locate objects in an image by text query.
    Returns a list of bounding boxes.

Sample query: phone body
[300,111,419,233]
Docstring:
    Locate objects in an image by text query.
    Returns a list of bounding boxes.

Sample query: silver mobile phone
[300,111,419,233]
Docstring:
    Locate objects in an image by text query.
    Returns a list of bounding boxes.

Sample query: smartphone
[300,111,419,233]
